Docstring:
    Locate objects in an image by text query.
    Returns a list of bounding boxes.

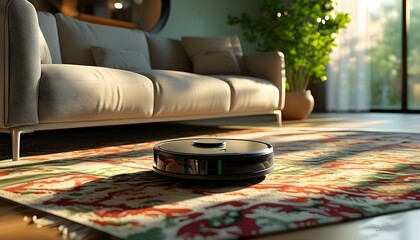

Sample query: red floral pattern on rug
[0,129,419,239]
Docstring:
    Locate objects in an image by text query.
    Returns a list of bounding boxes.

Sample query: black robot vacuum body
[153,138,274,180]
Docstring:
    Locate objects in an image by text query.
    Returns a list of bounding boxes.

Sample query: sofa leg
[274,110,282,127]
[11,129,22,161]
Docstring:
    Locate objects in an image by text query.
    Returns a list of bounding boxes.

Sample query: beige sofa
[0,0,285,161]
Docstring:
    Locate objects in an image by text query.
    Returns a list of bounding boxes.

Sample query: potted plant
[228,0,351,119]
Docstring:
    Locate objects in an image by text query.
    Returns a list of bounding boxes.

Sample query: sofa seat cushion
[213,75,280,112]
[39,64,154,123]
[140,70,231,117]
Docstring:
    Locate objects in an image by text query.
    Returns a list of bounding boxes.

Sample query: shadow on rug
[0,122,248,160]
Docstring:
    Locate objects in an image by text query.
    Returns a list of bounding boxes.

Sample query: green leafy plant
[228,0,351,91]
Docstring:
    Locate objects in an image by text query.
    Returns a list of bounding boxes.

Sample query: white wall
[159,0,261,54]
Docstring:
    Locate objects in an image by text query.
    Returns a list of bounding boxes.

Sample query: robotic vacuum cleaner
[153,138,274,180]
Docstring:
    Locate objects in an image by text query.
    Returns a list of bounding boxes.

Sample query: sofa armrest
[0,0,41,128]
[244,51,286,110]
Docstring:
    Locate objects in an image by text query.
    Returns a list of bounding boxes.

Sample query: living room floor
[283,112,420,133]
[1,112,419,240]
[187,112,420,133]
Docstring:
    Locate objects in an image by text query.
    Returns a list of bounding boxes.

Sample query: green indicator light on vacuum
[218,160,223,175]
[219,149,226,152]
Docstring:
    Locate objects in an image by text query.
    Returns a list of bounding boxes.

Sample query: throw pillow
[91,47,151,72]
[181,36,245,75]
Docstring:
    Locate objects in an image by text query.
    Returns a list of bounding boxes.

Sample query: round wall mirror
[29,0,170,33]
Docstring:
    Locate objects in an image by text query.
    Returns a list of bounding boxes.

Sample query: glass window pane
[369,0,402,110]
[408,1,420,110]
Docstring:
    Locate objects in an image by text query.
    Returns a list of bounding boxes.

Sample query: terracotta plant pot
[282,90,315,120]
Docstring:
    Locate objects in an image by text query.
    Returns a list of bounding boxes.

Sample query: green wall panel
[159,0,260,54]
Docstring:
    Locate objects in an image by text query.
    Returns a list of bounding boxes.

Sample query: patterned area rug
[0,124,419,240]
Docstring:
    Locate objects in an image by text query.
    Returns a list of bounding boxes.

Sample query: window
[369,0,402,110]
[328,0,420,112]
[408,1,420,110]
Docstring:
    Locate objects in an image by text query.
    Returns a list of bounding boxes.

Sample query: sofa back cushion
[55,13,150,67]
[38,26,52,64]
[145,32,192,72]
[91,47,151,71]
[181,36,248,75]
[37,11,61,64]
